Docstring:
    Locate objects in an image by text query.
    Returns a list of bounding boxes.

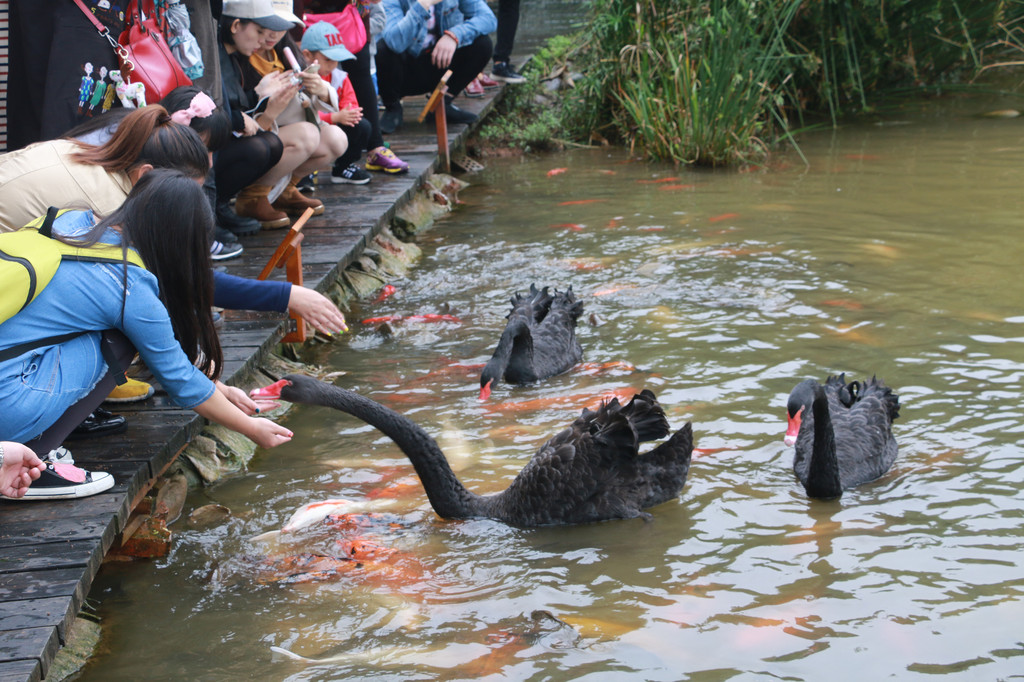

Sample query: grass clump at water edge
[476,0,1024,167]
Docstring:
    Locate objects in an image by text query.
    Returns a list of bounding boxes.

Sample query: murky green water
[80,96,1024,680]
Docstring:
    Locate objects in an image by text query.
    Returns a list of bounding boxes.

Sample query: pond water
[79,95,1024,680]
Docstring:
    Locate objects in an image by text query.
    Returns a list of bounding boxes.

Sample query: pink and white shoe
[365,145,410,174]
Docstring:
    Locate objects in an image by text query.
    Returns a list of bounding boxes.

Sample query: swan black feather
[280,375,693,527]
[480,285,583,395]
[785,373,900,499]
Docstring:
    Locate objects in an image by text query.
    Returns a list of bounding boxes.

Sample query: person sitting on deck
[0,105,348,436]
[220,0,345,227]
[375,0,496,134]
[0,170,294,500]
[0,442,45,500]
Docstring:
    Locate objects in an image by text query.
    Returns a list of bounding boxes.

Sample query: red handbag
[118,0,192,103]
[306,4,368,55]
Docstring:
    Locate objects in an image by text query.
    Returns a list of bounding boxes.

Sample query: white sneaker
[46,446,75,465]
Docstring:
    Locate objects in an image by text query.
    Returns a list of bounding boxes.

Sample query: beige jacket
[0,139,133,232]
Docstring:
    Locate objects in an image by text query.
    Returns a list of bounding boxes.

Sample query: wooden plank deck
[0,86,501,681]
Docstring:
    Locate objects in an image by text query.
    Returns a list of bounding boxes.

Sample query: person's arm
[213,271,292,312]
[445,0,497,46]
[380,0,433,54]
[120,272,292,448]
[194,386,292,448]
[0,442,44,498]
[212,272,347,335]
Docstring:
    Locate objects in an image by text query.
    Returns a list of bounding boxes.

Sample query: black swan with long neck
[479,285,584,400]
[785,374,900,499]
[278,374,693,527]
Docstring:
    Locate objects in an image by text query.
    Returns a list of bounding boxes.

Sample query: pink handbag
[305,4,367,55]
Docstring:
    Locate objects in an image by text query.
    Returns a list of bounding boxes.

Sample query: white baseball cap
[271,0,305,28]
[222,0,295,31]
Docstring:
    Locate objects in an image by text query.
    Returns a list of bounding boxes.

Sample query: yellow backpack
[0,207,145,362]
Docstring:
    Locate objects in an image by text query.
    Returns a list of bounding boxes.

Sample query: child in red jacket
[302,21,408,184]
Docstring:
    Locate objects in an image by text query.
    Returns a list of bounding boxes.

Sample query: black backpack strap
[0,332,85,363]
[37,206,60,239]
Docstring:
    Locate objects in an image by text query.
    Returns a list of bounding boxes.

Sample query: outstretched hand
[247,418,293,449]
[0,442,45,498]
[288,286,348,336]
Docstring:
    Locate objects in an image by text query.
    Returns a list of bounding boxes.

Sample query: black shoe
[296,173,316,194]
[68,408,126,439]
[491,61,526,84]
[380,103,403,134]
[428,100,478,127]
[445,102,478,125]
[216,200,261,237]
[210,237,244,261]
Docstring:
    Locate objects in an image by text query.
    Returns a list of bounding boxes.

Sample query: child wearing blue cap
[302,21,409,181]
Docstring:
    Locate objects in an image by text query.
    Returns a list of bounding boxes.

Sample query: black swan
[277,374,694,527]
[479,285,584,400]
[785,374,900,499]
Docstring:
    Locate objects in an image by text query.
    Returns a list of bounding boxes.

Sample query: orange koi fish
[485,387,641,414]
[692,447,731,457]
[361,314,462,325]
[551,222,585,231]
[577,360,638,375]
[820,298,864,311]
[558,199,605,206]
[593,285,632,297]
[373,284,397,303]
[637,177,680,184]
[708,212,740,223]
[546,167,568,177]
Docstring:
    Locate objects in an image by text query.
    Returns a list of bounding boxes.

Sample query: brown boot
[235,185,290,230]
[272,176,325,216]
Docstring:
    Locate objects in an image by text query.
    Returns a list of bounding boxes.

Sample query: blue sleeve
[213,271,292,312]
[380,0,429,55]
[447,0,496,46]
[120,269,216,409]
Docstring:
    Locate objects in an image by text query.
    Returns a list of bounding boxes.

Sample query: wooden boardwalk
[0,86,501,681]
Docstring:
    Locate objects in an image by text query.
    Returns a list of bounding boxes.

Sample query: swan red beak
[784,407,803,447]
[250,378,291,400]
[479,379,493,401]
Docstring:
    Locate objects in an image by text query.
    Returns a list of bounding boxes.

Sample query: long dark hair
[60,169,222,379]
[70,105,209,180]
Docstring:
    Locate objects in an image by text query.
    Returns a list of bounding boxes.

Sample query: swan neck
[806,386,842,498]
[319,388,482,518]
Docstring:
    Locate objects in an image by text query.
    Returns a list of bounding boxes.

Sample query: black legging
[494,0,522,64]
[334,118,372,169]
[375,35,493,107]
[341,41,384,152]
[23,330,136,454]
[213,130,284,201]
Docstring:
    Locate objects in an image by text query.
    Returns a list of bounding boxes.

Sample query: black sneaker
[428,101,478,126]
[67,408,126,439]
[331,163,372,185]
[491,61,526,84]
[13,462,115,500]
[216,201,261,237]
[297,173,316,194]
[380,103,404,134]
[210,239,244,261]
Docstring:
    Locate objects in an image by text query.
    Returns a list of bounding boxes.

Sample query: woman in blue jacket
[0,170,294,465]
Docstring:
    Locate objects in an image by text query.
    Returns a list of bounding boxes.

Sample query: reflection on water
[82,99,1024,680]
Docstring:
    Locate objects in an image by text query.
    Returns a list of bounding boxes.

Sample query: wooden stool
[258,206,315,343]
[418,69,453,173]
